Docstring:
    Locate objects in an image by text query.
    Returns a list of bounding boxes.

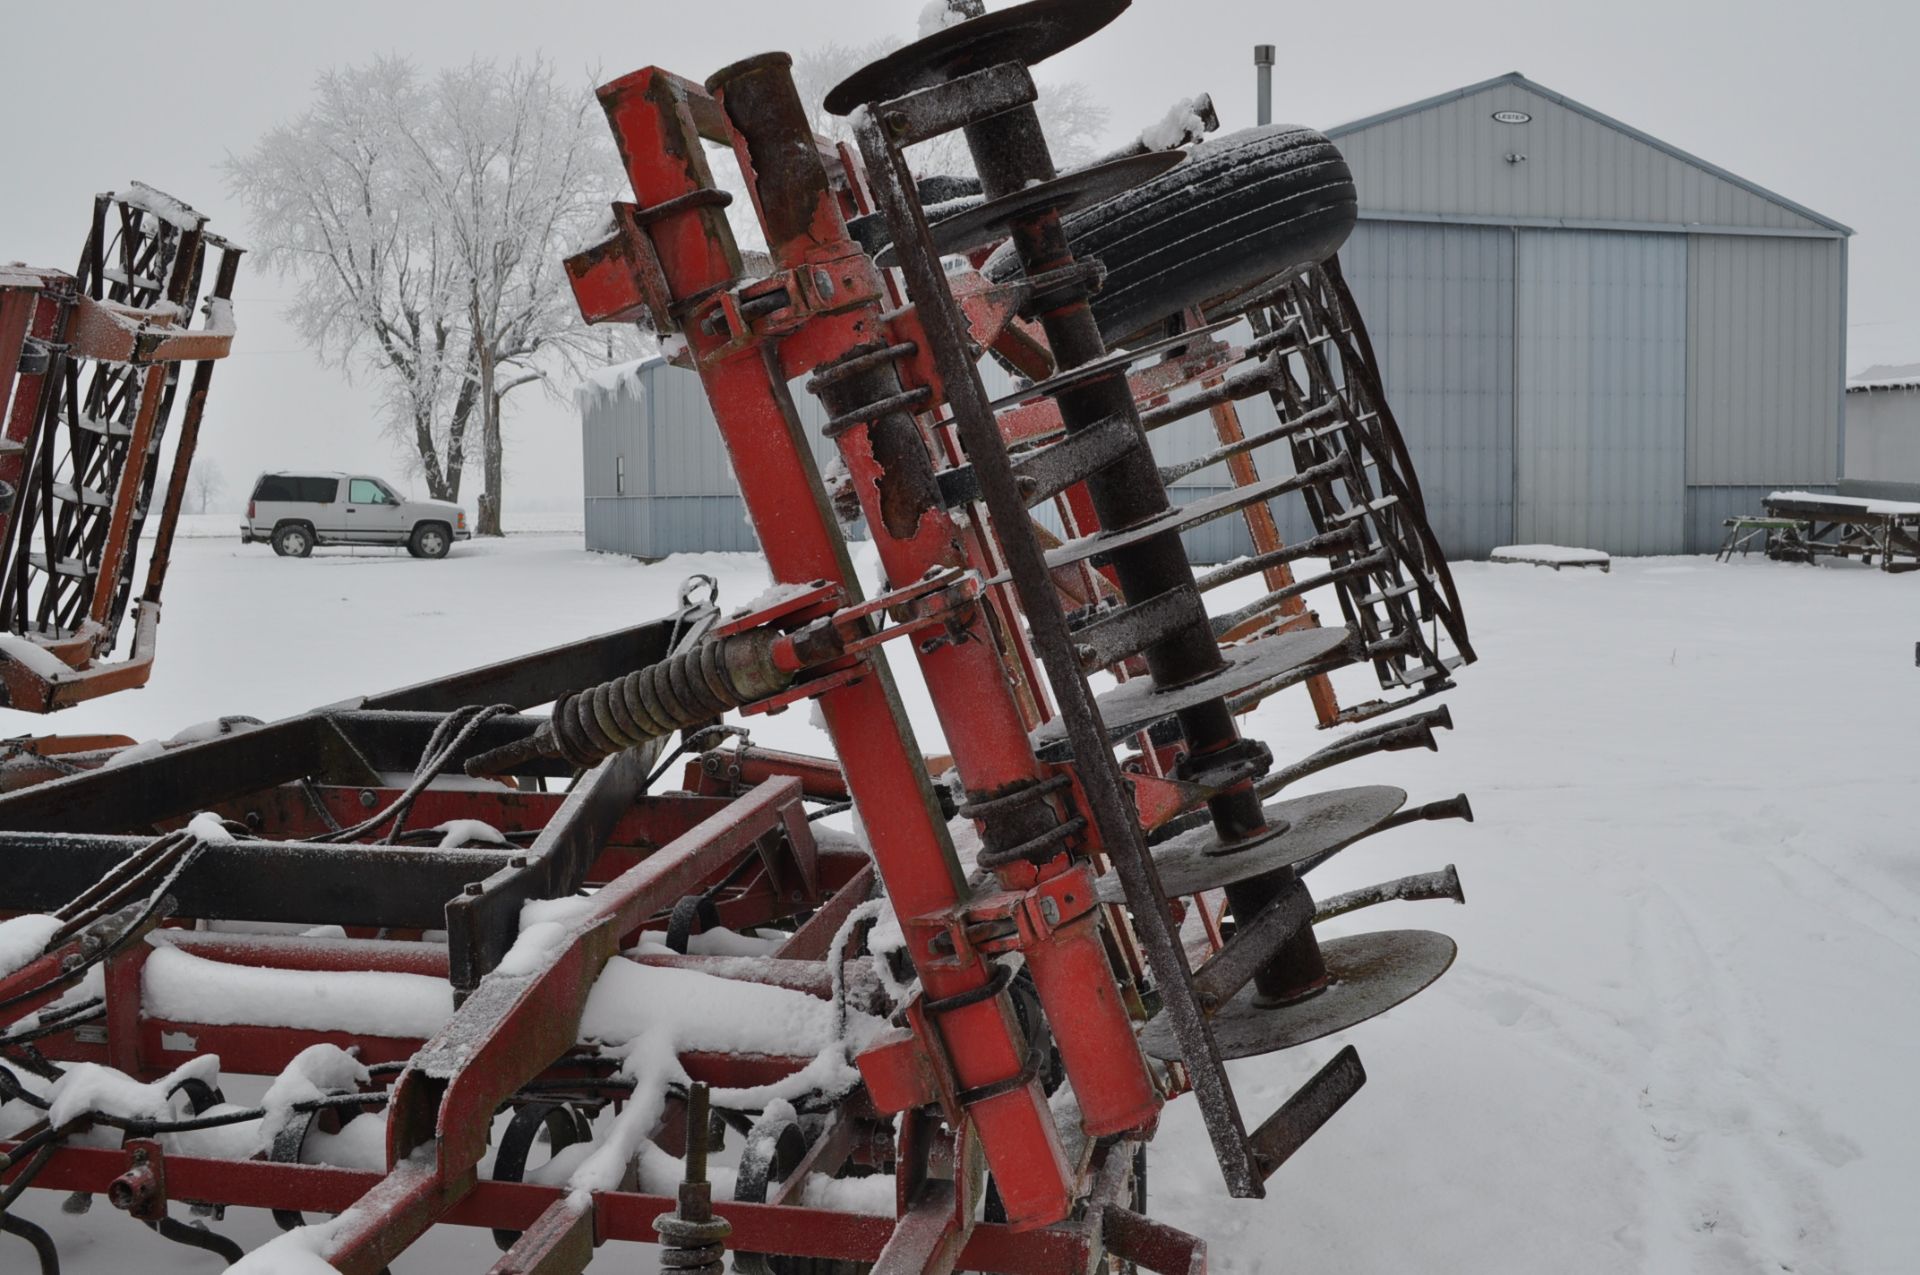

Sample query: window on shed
[616,455,626,496]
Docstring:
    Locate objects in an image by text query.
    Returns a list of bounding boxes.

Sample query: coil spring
[653,1211,730,1275]
[547,638,762,769]
[808,340,931,438]
[965,773,1086,871]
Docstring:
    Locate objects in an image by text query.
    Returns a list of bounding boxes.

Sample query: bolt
[463,882,484,896]
[358,790,377,809]
[509,855,530,868]
[813,269,836,300]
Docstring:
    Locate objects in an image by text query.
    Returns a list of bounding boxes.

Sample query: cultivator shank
[0,4,1477,1271]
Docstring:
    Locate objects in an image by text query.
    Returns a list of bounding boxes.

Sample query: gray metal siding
[1685,484,1834,554]
[1687,236,1845,487]
[578,358,846,559]
[1333,80,1829,235]
[1514,230,1687,554]
[1845,389,1920,483]
[1339,221,1516,557]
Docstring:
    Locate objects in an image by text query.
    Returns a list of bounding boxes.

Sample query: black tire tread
[985,125,1357,343]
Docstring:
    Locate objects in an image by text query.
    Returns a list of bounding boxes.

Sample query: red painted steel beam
[579,65,1079,1229]
[708,45,1159,1171]
[8,1145,1101,1274]
[308,778,810,1273]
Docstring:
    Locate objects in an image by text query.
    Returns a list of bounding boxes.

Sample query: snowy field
[10,531,1918,1273]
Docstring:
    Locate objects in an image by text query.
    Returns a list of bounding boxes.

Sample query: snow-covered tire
[271,523,313,558]
[409,523,452,560]
[985,125,1357,345]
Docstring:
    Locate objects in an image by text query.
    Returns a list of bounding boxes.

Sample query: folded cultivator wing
[0,4,1477,1271]
[0,185,239,712]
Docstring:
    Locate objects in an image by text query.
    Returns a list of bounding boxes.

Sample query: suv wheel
[409,523,451,560]
[272,524,314,558]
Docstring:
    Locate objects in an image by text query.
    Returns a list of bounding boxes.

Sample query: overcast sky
[4,0,1913,512]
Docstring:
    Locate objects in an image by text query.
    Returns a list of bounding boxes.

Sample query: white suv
[242,472,469,559]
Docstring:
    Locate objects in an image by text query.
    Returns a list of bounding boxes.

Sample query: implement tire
[985,124,1357,345]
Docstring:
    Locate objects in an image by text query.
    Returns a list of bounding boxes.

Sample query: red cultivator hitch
[0,4,1475,1271]
[0,185,239,711]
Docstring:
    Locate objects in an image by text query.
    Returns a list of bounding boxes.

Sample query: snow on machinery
[0,185,239,712]
[0,3,1478,1271]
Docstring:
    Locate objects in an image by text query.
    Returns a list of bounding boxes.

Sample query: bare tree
[398,58,620,535]
[230,58,623,532]
[227,61,478,502]
[187,459,225,514]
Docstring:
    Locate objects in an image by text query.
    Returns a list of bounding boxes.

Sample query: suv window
[348,478,394,505]
[252,475,339,503]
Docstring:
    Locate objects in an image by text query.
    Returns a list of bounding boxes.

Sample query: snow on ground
[10,533,1919,1273]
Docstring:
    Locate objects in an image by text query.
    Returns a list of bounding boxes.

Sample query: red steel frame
[0,209,238,713]
[0,52,1413,1275]
[567,60,1160,1233]
[0,65,1232,1275]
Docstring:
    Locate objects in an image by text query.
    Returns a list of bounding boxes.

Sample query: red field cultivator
[0,185,239,713]
[0,3,1475,1270]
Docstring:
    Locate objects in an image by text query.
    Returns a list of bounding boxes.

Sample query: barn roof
[1327,72,1852,239]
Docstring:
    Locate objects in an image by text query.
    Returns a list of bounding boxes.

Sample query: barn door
[1514,231,1686,555]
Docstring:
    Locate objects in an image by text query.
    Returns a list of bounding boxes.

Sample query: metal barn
[578,357,845,559]
[580,72,1851,563]
[1325,72,1851,556]
[1845,366,1920,494]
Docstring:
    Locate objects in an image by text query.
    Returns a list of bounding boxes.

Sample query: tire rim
[286,531,307,553]
[422,531,446,555]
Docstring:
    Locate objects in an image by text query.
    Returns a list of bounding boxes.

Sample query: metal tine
[1190,878,1314,1012]
[1011,411,1142,506]
[1314,864,1465,923]
[1193,525,1369,593]
[986,318,1241,413]
[1039,455,1354,575]
[1072,585,1208,673]
[1246,1044,1366,1181]
[1225,648,1356,716]
[1137,353,1327,434]
[1292,795,1475,878]
[1329,676,1456,726]
[1210,548,1392,639]
[1254,706,1454,799]
[1155,404,1339,485]
[1377,792,1475,831]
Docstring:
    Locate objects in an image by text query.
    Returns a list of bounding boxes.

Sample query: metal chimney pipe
[1254,44,1275,125]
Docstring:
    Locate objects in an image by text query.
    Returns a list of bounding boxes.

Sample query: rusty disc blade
[1095,785,1406,903]
[824,0,1129,116]
[1138,929,1456,1061]
[876,152,1185,266]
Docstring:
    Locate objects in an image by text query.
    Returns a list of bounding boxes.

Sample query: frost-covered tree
[396,58,617,535]
[228,61,477,504]
[187,459,224,514]
[230,57,623,532]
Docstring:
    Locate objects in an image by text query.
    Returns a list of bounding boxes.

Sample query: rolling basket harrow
[0,3,1479,1270]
